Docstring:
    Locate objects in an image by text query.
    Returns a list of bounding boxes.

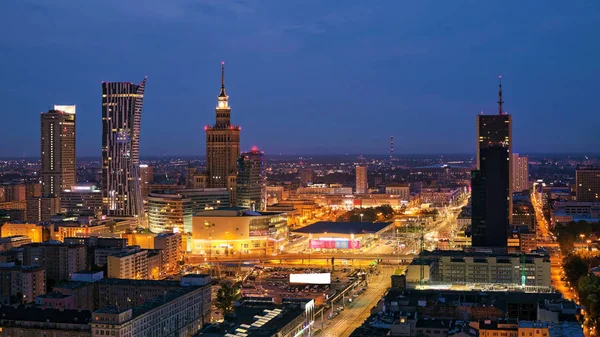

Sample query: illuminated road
[316,267,394,337]
[188,252,416,264]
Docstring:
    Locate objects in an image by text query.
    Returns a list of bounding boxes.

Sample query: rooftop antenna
[497,75,503,115]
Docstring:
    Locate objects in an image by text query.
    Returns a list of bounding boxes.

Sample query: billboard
[309,239,360,250]
[289,273,331,285]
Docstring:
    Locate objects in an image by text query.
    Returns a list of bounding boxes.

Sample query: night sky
[1,1,599,157]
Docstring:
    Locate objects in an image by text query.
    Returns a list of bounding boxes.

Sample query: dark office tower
[471,146,510,248]
[204,62,241,204]
[41,106,76,197]
[471,78,512,249]
[236,147,266,211]
[101,79,147,217]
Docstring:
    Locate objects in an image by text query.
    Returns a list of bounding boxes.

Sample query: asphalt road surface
[316,267,394,337]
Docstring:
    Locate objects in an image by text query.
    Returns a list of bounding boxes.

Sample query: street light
[360,213,364,222]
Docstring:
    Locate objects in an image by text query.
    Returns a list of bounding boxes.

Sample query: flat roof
[293,221,393,235]
[0,305,91,325]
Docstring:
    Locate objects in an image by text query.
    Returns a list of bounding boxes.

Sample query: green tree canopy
[216,283,240,318]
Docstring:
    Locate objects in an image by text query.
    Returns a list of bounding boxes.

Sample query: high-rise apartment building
[355,165,368,194]
[101,79,146,217]
[471,79,512,249]
[41,105,76,197]
[299,168,313,186]
[236,147,266,211]
[202,63,241,204]
[576,166,600,202]
[23,243,87,283]
[0,264,46,305]
[512,153,529,193]
[139,164,153,201]
[34,105,76,222]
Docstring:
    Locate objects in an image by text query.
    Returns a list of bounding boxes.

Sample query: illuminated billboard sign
[289,273,331,285]
[309,239,360,249]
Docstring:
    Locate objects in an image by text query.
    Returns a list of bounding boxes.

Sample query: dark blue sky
[1,1,599,157]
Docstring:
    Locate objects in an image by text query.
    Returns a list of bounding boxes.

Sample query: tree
[557,231,575,255]
[578,275,600,326]
[216,283,239,318]
[563,254,588,286]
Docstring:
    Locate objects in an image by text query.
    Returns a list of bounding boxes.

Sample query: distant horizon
[2,152,599,161]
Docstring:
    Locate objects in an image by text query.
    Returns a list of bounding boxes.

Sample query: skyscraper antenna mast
[497,75,503,115]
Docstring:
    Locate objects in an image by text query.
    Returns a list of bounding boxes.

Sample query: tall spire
[497,75,503,115]
[219,61,227,97]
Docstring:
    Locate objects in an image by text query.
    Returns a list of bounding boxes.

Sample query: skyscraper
[101,79,147,217]
[41,106,76,197]
[576,166,600,202]
[31,105,76,222]
[356,165,368,194]
[512,153,529,193]
[203,63,241,204]
[471,78,512,249]
[237,147,266,211]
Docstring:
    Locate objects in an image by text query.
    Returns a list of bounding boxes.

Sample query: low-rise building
[91,275,212,337]
[201,297,315,337]
[0,222,44,242]
[0,306,91,337]
[35,291,77,309]
[407,250,551,288]
[191,207,288,256]
[0,235,32,252]
[386,183,411,201]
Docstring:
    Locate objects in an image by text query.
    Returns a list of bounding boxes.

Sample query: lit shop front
[308,237,361,250]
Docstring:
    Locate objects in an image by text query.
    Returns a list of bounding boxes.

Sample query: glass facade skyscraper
[101,79,146,217]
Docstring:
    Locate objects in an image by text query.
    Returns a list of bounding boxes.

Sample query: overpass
[187,252,417,264]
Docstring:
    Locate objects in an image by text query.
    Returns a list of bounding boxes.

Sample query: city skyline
[2,1,600,157]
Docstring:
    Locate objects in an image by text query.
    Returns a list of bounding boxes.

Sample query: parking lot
[241,266,367,306]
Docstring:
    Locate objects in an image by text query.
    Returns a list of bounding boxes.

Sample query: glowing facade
[147,192,193,234]
[355,165,368,194]
[101,79,146,217]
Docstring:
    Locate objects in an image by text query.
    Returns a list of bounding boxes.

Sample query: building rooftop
[195,208,285,217]
[97,278,182,288]
[54,280,92,290]
[36,292,73,299]
[202,297,312,337]
[293,221,393,235]
[0,305,91,325]
[130,286,201,319]
[385,289,565,314]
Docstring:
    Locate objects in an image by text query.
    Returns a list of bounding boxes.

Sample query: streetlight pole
[360,213,364,222]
